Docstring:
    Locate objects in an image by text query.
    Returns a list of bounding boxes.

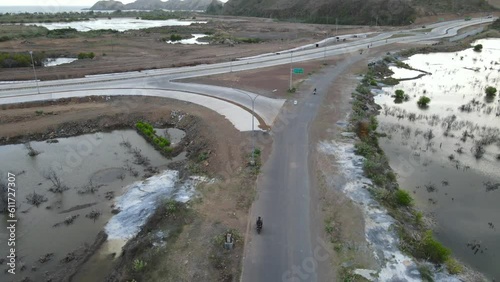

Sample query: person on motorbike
[313,88,317,95]
[256,216,263,228]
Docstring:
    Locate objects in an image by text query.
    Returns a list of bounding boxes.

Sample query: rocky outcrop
[89,0,125,10]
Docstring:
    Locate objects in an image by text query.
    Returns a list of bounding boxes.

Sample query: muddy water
[0,128,185,282]
[374,38,500,280]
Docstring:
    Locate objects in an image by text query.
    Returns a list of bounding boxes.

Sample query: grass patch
[394,189,413,206]
[445,258,463,274]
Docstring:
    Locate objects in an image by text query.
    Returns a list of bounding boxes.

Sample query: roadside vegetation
[350,57,463,279]
[0,51,45,68]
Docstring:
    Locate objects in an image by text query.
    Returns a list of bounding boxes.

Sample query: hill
[217,0,497,25]
[90,0,212,11]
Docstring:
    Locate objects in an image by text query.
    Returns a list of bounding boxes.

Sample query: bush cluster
[485,86,497,97]
[169,34,182,41]
[77,52,95,60]
[136,121,171,152]
[417,96,431,107]
[0,52,45,68]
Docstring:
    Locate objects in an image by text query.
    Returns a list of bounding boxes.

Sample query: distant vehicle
[422,25,426,28]
[487,15,493,19]
[294,100,298,105]
[465,17,471,21]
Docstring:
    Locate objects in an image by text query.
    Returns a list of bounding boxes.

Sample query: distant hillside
[218,0,497,25]
[91,0,125,10]
[90,0,212,11]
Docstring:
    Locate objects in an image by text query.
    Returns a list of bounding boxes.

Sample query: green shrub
[354,142,375,157]
[369,116,378,131]
[381,77,399,85]
[165,199,179,214]
[473,44,483,52]
[418,265,434,282]
[415,211,423,225]
[421,230,451,263]
[77,52,95,59]
[238,37,262,43]
[386,171,396,182]
[356,85,370,95]
[132,259,147,272]
[370,79,377,86]
[198,152,209,162]
[47,27,77,38]
[485,86,497,97]
[445,258,463,274]
[395,189,413,206]
[170,34,182,41]
[0,35,11,42]
[417,96,431,107]
[395,89,405,99]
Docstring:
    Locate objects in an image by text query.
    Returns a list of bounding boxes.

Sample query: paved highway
[0,17,494,129]
[0,16,496,282]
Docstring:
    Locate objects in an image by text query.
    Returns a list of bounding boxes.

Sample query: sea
[0,6,89,14]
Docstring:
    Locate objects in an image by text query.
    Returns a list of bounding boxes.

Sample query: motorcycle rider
[256,216,263,229]
[313,88,317,95]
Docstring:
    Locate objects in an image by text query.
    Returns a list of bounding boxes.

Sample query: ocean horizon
[0,6,89,14]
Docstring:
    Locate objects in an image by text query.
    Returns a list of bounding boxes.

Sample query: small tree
[417,96,431,107]
[473,44,483,52]
[485,86,497,97]
[394,89,405,100]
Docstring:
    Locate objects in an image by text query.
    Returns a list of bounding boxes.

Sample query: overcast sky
[0,0,228,6]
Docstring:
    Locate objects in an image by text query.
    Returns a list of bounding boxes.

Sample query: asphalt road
[0,16,496,282]
[241,56,364,282]
[0,17,494,127]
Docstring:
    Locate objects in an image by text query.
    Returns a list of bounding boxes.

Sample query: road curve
[0,18,494,130]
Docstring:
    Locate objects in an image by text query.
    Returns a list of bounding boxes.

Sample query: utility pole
[233,87,260,165]
[29,51,40,94]
[289,51,293,90]
[335,18,338,37]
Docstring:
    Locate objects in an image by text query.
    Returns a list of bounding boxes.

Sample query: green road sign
[293,68,304,74]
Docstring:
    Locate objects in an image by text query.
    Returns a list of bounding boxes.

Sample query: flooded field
[374,38,500,280]
[0,128,188,282]
[166,33,209,45]
[27,18,206,32]
[43,58,78,67]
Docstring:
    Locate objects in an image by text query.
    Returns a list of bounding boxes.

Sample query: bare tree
[78,179,104,194]
[26,191,48,207]
[44,169,69,193]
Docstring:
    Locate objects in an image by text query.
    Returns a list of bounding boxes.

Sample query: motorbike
[256,222,263,234]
